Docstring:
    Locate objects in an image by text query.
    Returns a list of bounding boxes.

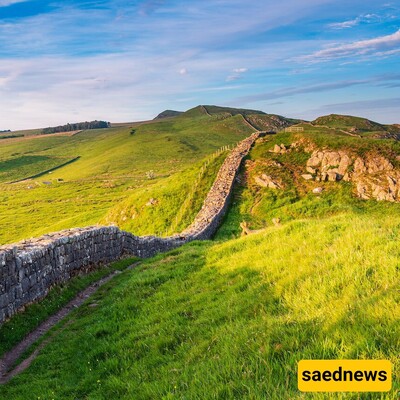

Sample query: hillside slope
[0,212,398,398]
[0,117,399,398]
[312,114,400,139]
[0,109,253,244]
[154,110,183,119]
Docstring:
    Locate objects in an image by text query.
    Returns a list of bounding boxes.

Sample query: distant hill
[312,114,400,139]
[154,110,183,119]
[182,105,266,118]
[246,114,301,132]
[313,114,385,131]
[181,105,297,132]
[202,105,266,116]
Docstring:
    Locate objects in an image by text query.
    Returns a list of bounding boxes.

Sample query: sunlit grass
[0,212,398,399]
[0,114,252,244]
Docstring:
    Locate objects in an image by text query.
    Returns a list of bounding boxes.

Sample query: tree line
[42,120,110,134]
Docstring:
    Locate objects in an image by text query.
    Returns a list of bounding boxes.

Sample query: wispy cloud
[329,17,360,29]
[233,79,368,104]
[226,67,248,82]
[0,0,28,6]
[296,29,400,63]
[328,13,380,29]
[0,0,399,128]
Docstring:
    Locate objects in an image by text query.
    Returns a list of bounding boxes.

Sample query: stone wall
[0,132,260,324]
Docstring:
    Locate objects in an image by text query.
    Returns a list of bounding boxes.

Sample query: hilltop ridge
[153,110,183,119]
[312,113,400,139]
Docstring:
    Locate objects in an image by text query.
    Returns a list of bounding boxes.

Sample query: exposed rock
[306,166,316,174]
[271,144,288,154]
[321,151,340,169]
[312,187,323,194]
[254,174,282,189]
[301,174,314,181]
[240,221,264,236]
[327,171,339,182]
[272,218,281,226]
[273,144,281,153]
[146,198,158,206]
[304,148,400,202]
[338,154,351,175]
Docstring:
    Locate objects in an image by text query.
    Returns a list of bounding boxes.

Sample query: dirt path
[0,262,139,384]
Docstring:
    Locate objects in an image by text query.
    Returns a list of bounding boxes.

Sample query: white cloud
[329,18,360,29]
[0,0,28,6]
[226,67,248,81]
[233,68,248,73]
[179,68,187,75]
[296,29,400,63]
[328,13,386,30]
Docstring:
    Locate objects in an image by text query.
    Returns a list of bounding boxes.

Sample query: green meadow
[0,110,399,398]
[0,214,398,399]
[0,109,252,244]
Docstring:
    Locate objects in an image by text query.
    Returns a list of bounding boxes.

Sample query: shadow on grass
[0,240,397,399]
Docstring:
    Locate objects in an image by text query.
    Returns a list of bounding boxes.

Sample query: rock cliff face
[305,149,400,202]
[246,114,296,132]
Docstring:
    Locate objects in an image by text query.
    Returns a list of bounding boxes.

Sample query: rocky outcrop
[0,132,260,324]
[304,149,400,202]
[270,143,289,154]
[254,174,282,189]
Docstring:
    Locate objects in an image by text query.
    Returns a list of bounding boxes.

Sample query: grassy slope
[0,257,137,358]
[0,114,252,244]
[0,215,398,399]
[0,126,399,399]
[0,155,75,183]
[216,127,400,238]
[312,114,400,139]
[102,150,229,236]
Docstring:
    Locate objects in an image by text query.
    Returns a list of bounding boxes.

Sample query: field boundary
[8,156,80,184]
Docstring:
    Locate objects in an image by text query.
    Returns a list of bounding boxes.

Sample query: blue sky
[0,0,399,129]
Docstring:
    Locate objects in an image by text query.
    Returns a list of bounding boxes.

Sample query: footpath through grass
[1,125,399,398]
[0,258,137,359]
[0,210,398,399]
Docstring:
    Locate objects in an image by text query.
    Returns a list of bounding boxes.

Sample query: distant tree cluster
[42,120,110,134]
[0,129,11,132]
[0,134,21,139]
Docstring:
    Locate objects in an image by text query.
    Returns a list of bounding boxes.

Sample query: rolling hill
[0,107,399,398]
[312,114,400,139]
[154,110,183,119]
[0,106,257,244]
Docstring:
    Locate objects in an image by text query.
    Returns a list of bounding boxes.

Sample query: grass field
[0,111,398,398]
[0,210,398,399]
[0,111,253,244]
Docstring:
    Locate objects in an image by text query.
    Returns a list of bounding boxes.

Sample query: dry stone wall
[0,132,260,324]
